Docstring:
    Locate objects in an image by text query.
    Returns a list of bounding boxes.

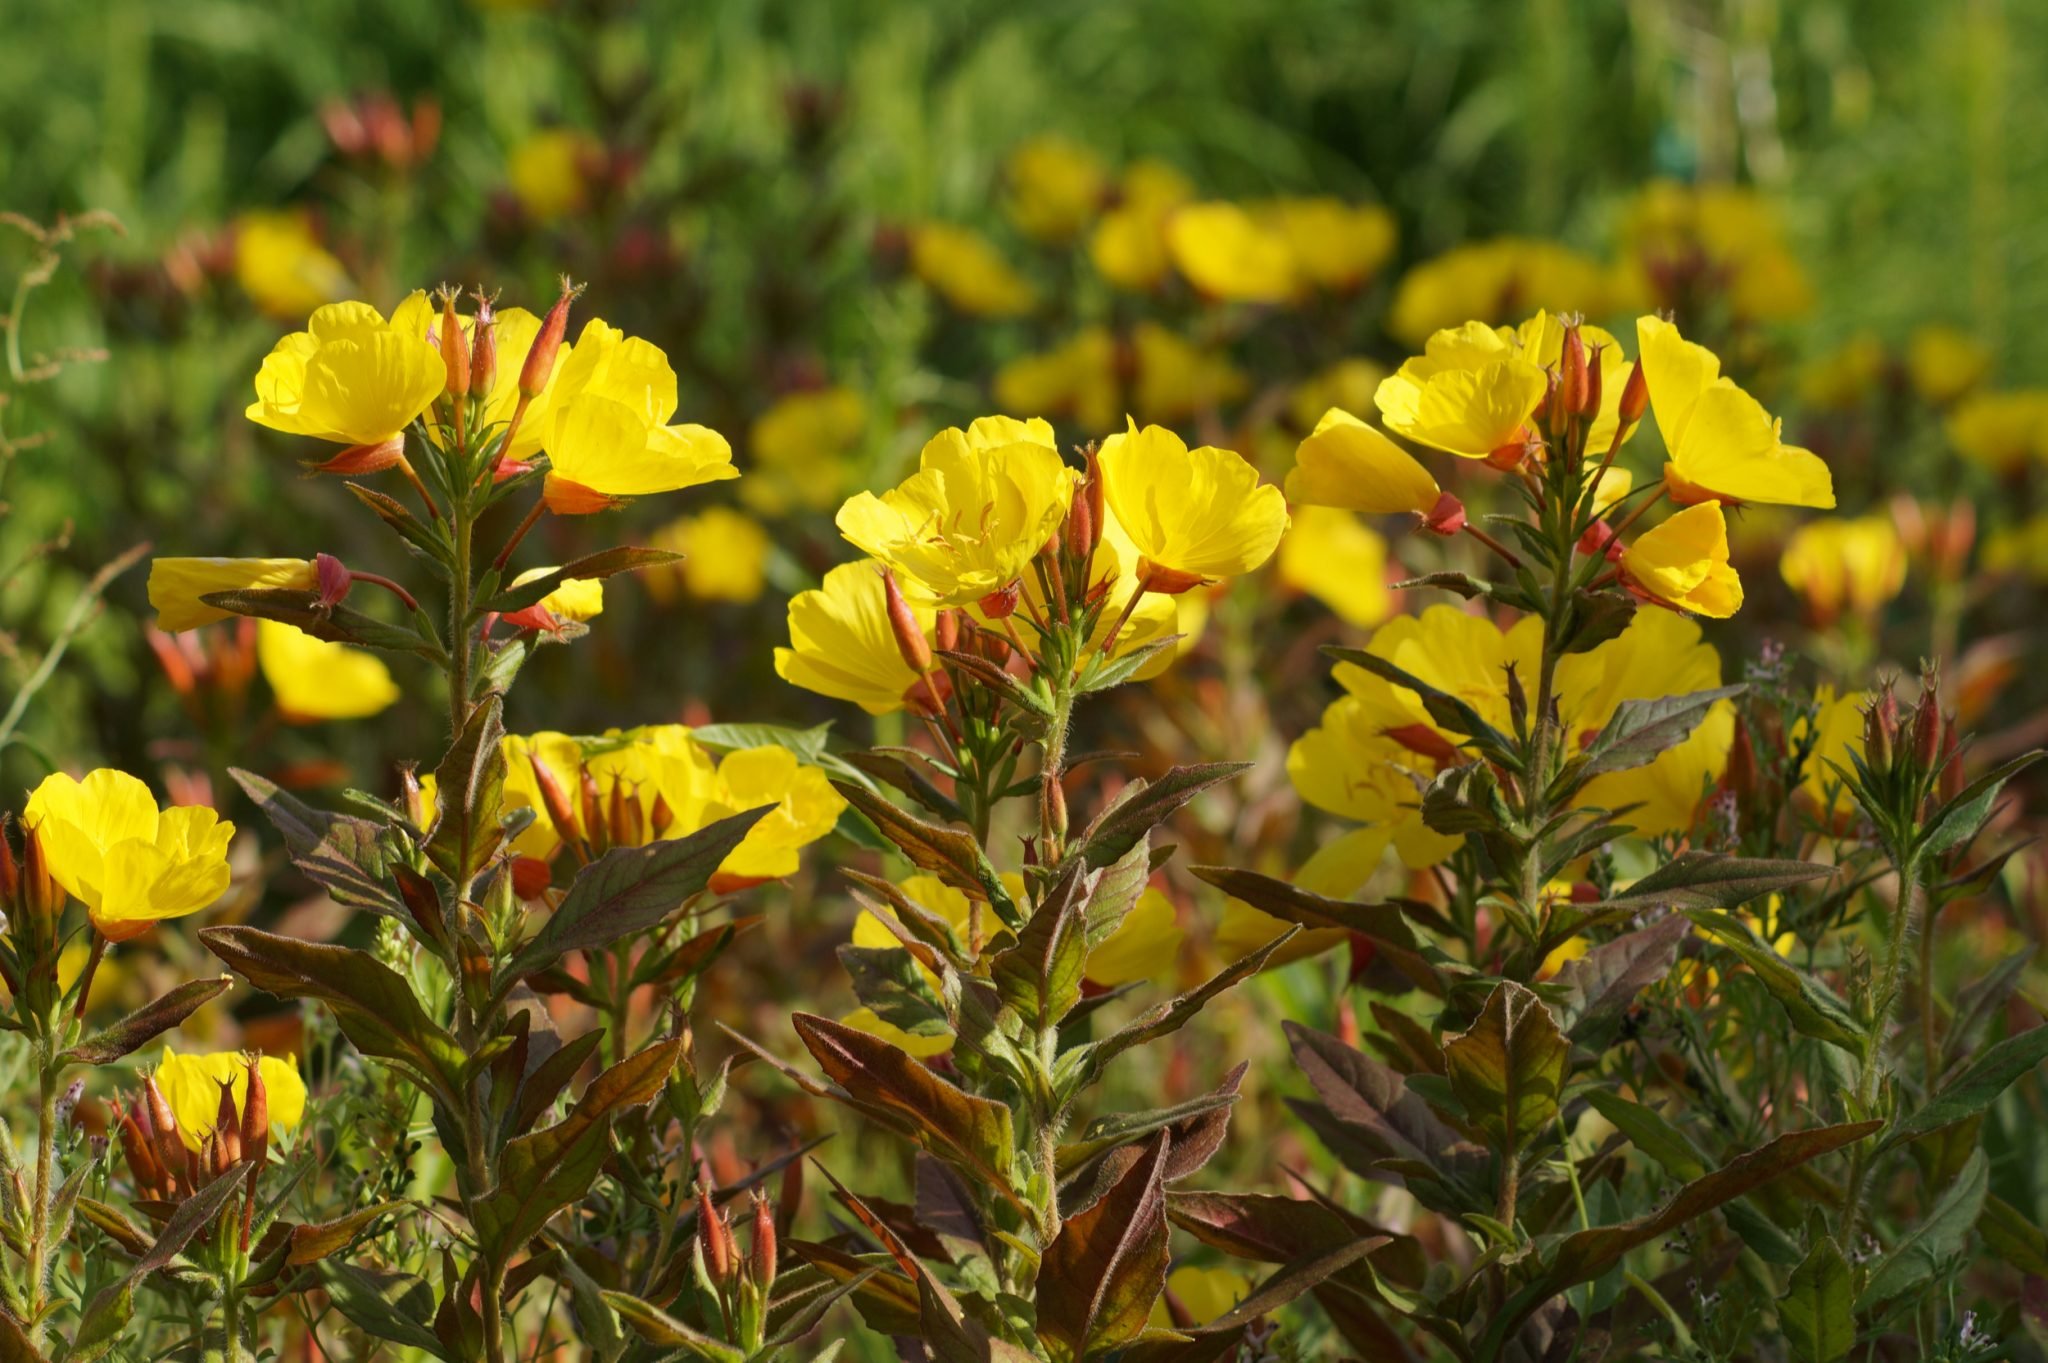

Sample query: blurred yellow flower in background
[1794,687,1867,820]
[1288,357,1389,431]
[1149,1266,1254,1329]
[776,560,934,715]
[1278,506,1392,628]
[508,567,606,622]
[1947,390,2048,473]
[1261,196,1396,291]
[648,507,771,604]
[993,325,1244,432]
[247,301,446,448]
[1906,325,1992,405]
[1798,334,1887,411]
[1287,407,1441,516]
[743,386,865,515]
[1089,159,1194,291]
[1388,237,1616,345]
[1166,202,1298,303]
[1082,888,1185,987]
[155,1050,307,1150]
[148,557,317,632]
[1003,135,1109,242]
[1622,503,1743,618]
[837,416,1073,605]
[1619,180,1812,322]
[507,128,602,222]
[1780,515,1907,625]
[25,769,234,943]
[257,620,400,720]
[908,222,1038,316]
[233,210,350,320]
[1098,422,1288,588]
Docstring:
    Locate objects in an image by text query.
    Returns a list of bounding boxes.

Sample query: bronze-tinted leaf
[425,694,508,882]
[1075,763,1249,871]
[288,1202,404,1265]
[832,782,1020,925]
[61,976,231,1066]
[1037,1132,1172,1362]
[1442,981,1569,1157]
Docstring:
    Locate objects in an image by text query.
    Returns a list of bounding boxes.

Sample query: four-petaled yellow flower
[1286,407,1442,517]
[1621,502,1744,618]
[836,416,1074,606]
[246,301,446,449]
[522,319,736,513]
[908,223,1038,317]
[257,621,401,720]
[1375,321,1550,460]
[24,770,234,943]
[776,561,936,715]
[1098,421,1288,591]
[148,557,317,633]
[154,1049,308,1151]
[1638,315,1833,509]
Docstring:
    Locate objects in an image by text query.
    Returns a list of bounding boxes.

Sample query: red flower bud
[510,856,554,900]
[468,293,497,396]
[143,1074,183,1196]
[1422,491,1467,537]
[1912,680,1945,771]
[213,1078,243,1169]
[1618,358,1649,427]
[882,568,932,673]
[1136,559,1207,596]
[749,1190,777,1291]
[116,1098,164,1196]
[309,436,405,476]
[1558,323,1589,418]
[698,1188,735,1283]
[439,291,470,399]
[977,581,1021,619]
[530,753,582,853]
[1580,341,1605,420]
[933,609,961,654]
[1577,519,1621,560]
[521,278,579,399]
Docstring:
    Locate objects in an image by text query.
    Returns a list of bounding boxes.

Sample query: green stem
[1841,853,1924,1245]
[25,1047,56,1348]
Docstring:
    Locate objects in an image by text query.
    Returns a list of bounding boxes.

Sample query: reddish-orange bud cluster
[468,293,498,395]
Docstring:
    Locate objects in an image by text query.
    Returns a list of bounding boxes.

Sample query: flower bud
[749,1191,777,1292]
[1864,686,1899,773]
[521,278,578,399]
[608,780,644,849]
[142,1074,183,1192]
[315,553,353,610]
[1135,559,1207,596]
[933,609,961,654]
[439,290,471,399]
[240,1054,269,1167]
[977,581,1021,619]
[1580,342,1605,420]
[214,1078,243,1168]
[116,1097,165,1197]
[1912,676,1945,771]
[21,824,65,933]
[530,753,582,853]
[0,824,18,905]
[648,794,675,838]
[1577,519,1620,560]
[698,1188,735,1284]
[1558,323,1589,419]
[881,569,932,673]
[468,293,497,395]
[1938,724,1963,805]
[309,436,405,476]
[1618,358,1649,427]
[579,768,607,854]
[1486,430,1535,471]
[510,856,554,900]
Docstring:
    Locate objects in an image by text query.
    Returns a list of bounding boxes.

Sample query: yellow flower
[521,319,735,511]
[1387,237,1616,345]
[507,128,601,222]
[648,507,771,604]
[1375,321,1549,459]
[1002,136,1109,243]
[1083,889,1184,987]
[232,211,350,320]
[1637,315,1833,509]
[1098,422,1287,588]
[1947,390,2048,473]
[490,731,595,859]
[908,223,1037,317]
[257,620,400,720]
[1131,323,1248,424]
[775,560,934,715]
[1278,507,1392,628]
[1621,502,1744,618]
[1779,515,1907,624]
[993,326,1245,432]
[153,1049,308,1151]
[148,558,317,633]
[1166,202,1298,303]
[836,417,1074,606]
[700,745,847,884]
[1260,197,1396,291]
[993,328,1122,435]
[1984,515,2048,581]
[1511,311,1636,455]
[1289,697,1463,872]
[508,567,605,621]
[743,387,865,515]
[1619,181,1811,323]
[1286,407,1441,516]
[387,296,554,445]
[1793,687,1867,819]
[24,770,234,943]
[1906,325,1992,405]
[1150,1266,1255,1329]
[246,300,446,448]
[1088,160,1194,292]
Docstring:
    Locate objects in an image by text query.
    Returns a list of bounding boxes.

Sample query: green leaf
[1420,762,1511,836]
[60,976,232,1065]
[319,1264,449,1358]
[425,695,508,882]
[75,1169,251,1362]
[1918,751,2045,858]
[1074,930,1298,1084]
[1442,981,1569,1157]
[791,1013,1020,1204]
[1325,646,1520,769]
[1556,589,1636,655]
[499,806,770,984]
[991,864,1090,1031]
[1037,1132,1173,1362]
[599,1290,746,1362]
[1572,685,1744,784]
[1580,1091,1707,1180]
[1582,852,1835,913]
[1552,913,1689,1048]
[472,1039,682,1258]
[1074,763,1250,871]
[839,944,951,1038]
[832,781,1020,926]
[201,927,466,1101]
[199,587,432,654]
[1856,1149,1988,1310]
[1978,1194,2048,1278]
[1886,1022,2048,1151]
[230,768,406,918]
[1780,1236,1855,1363]
[480,546,686,612]
[1686,911,1863,1052]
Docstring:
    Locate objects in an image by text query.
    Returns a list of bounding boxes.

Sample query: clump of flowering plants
[745,415,1387,1358]
[137,282,856,1363]
[1197,311,2047,1359]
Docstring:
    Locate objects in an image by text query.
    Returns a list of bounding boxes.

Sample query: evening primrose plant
[756,414,1382,1359]
[139,280,860,1363]
[1199,310,2047,1360]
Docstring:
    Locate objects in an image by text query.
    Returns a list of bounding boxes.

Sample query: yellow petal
[1285,407,1439,515]
[148,557,317,632]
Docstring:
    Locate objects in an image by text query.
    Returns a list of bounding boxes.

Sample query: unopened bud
[521,278,579,399]
[1486,430,1535,471]
[214,1079,243,1167]
[116,1098,164,1196]
[241,1054,270,1165]
[529,753,582,851]
[510,856,554,900]
[1938,724,1963,804]
[699,1188,735,1283]
[1085,447,1107,551]
[934,609,961,654]
[882,569,932,673]
[579,768,606,853]
[0,826,17,904]
[749,1191,777,1291]
[1864,686,1899,772]
[1618,358,1649,427]
[309,436,405,476]
[648,794,675,837]
[1912,676,1945,770]
[21,824,64,929]
[1581,343,1605,419]
[468,293,497,394]
[142,1075,183,1190]
[608,780,644,848]
[1577,519,1620,560]
[977,581,1021,619]
[1067,478,1098,560]
[439,291,471,399]
[1558,324,1589,419]
[315,553,353,609]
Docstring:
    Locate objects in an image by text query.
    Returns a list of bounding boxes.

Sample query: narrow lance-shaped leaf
[1856,1149,1989,1311]
[61,976,232,1065]
[425,694,508,883]
[1552,913,1690,1047]
[831,781,1021,927]
[199,587,434,654]
[480,546,685,613]
[1569,685,1744,786]
[1885,1022,2048,1151]
[1686,911,1863,1053]
[1074,763,1250,870]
